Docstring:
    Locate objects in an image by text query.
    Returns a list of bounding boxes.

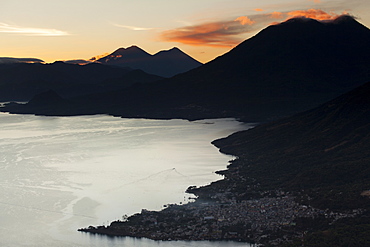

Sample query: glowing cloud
[63,51,112,65]
[160,16,257,48]
[0,23,69,36]
[254,8,264,12]
[90,52,110,61]
[287,9,340,20]
[160,9,347,48]
[235,16,255,25]
[160,24,237,47]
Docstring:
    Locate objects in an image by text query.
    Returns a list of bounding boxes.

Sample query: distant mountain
[97,46,203,77]
[0,61,162,101]
[4,16,370,122]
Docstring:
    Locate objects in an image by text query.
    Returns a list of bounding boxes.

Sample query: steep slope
[212,80,370,209]
[98,46,202,77]
[206,80,370,246]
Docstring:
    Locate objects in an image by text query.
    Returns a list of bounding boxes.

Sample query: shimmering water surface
[0,113,253,246]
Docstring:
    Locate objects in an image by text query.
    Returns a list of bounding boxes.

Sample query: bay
[0,112,253,246]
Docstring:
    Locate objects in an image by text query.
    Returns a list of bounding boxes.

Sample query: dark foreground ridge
[79,81,370,246]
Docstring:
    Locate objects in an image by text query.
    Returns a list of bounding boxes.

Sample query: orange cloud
[160,27,239,48]
[309,0,321,3]
[90,52,110,61]
[269,11,284,19]
[235,16,255,25]
[254,8,264,12]
[160,18,256,48]
[287,9,340,20]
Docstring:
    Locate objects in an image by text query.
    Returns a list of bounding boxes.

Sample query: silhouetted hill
[88,15,370,120]
[0,61,162,101]
[98,46,202,77]
[3,16,370,122]
[194,16,369,115]
[212,80,370,208]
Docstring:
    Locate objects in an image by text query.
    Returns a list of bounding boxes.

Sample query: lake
[0,113,253,246]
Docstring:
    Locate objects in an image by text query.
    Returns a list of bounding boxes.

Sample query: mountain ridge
[97,46,203,77]
[3,15,370,122]
[98,15,370,121]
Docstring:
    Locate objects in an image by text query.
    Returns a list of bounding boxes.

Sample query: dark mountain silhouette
[3,16,370,122]
[97,46,203,77]
[87,15,370,120]
[142,15,370,121]
[0,61,162,101]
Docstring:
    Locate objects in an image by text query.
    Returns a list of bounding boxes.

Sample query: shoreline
[78,185,357,246]
[76,127,368,246]
[75,134,352,246]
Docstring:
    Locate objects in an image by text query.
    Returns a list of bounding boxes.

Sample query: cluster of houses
[82,189,362,245]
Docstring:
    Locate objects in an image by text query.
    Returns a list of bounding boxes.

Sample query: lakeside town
[79,187,363,246]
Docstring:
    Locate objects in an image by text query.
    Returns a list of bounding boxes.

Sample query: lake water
[0,113,253,246]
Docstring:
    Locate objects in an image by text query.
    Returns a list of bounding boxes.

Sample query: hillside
[213,80,370,206]
[207,81,370,245]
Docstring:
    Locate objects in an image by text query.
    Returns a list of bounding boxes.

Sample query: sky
[0,0,369,64]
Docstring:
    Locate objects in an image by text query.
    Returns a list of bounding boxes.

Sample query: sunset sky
[0,0,369,64]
